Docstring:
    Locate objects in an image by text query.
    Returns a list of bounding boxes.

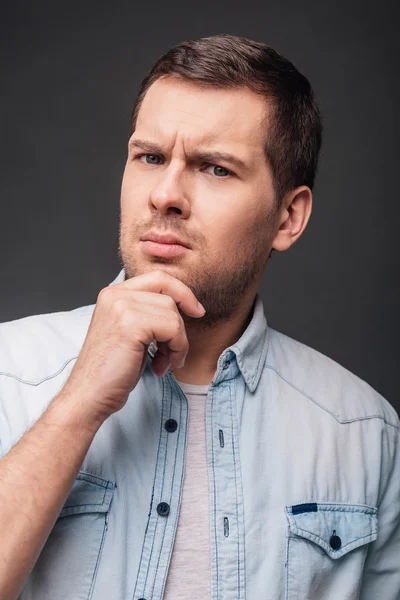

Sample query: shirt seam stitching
[132,379,165,599]
[264,364,399,428]
[377,424,400,508]
[0,356,78,386]
[159,386,187,596]
[150,381,182,597]
[230,380,241,599]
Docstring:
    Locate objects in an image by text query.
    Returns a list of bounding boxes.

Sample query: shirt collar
[108,269,126,286]
[108,268,269,393]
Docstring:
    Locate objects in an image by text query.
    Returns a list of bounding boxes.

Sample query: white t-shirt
[163,380,211,599]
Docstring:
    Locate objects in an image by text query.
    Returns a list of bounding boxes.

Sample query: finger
[151,341,174,376]
[115,270,205,318]
[131,310,188,366]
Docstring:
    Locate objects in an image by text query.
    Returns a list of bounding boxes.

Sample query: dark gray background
[1,1,398,412]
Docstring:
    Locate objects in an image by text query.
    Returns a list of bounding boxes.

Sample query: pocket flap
[285,502,378,559]
[59,471,115,518]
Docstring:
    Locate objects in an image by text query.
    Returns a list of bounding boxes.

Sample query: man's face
[119,76,278,327]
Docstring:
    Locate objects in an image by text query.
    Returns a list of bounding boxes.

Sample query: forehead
[135,76,269,150]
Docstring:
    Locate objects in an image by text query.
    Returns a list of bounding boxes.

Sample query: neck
[171,292,256,386]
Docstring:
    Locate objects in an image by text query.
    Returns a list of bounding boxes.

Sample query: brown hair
[130,34,323,208]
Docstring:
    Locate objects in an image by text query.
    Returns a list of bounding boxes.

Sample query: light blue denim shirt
[1,268,399,600]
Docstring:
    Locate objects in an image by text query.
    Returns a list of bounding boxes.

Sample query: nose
[148,164,190,217]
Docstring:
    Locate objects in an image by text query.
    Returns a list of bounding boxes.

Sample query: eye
[137,153,162,165]
[204,164,232,178]
[135,153,232,178]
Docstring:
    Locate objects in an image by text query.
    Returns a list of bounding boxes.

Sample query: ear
[270,186,312,253]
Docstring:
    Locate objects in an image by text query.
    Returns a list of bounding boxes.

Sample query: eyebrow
[129,138,249,172]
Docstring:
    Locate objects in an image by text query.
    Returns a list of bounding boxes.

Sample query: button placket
[206,371,246,600]
[132,377,188,600]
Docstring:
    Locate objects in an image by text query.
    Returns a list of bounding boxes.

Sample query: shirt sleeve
[0,403,6,458]
[360,421,400,600]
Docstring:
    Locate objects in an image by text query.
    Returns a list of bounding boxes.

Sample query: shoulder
[0,303,95,385]
[0,304,96,456]
[266,327,399,429]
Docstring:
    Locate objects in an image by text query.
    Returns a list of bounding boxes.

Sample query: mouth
[140,240,189,258]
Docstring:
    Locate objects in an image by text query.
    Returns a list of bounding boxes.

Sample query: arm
[0,270,204,600]
[0,392,104,600]
[359,422,400,599]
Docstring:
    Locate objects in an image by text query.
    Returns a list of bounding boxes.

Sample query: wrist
[46,390,106,437]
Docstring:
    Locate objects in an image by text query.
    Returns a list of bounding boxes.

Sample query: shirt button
[223,360,230,369]
[330,532,342,550]
[165,418,178,432]
[157,502,170,517]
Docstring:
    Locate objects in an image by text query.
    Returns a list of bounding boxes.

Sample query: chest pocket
[19,471,115,600]
[285,502,378,599]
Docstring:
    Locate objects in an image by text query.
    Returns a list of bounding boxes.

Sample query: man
[0,33,398,600]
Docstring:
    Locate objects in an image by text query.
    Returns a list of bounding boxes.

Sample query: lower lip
[140,240,189,258]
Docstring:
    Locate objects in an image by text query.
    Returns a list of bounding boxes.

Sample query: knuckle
[171,313,182,331]
[173,314,185,334]
[97,286,113,302]
[164,295,177,310]
[155,269,169,281]
[112,297,127,317]
[119,310,137,331]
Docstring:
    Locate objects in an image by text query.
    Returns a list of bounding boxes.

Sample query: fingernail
[179,358,186,368]
[197,301,206,314]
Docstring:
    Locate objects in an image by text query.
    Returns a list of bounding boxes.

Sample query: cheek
[206,211,251,254]
[220,211,268,257]
[120,169,131,205]
[120,171,147,211]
